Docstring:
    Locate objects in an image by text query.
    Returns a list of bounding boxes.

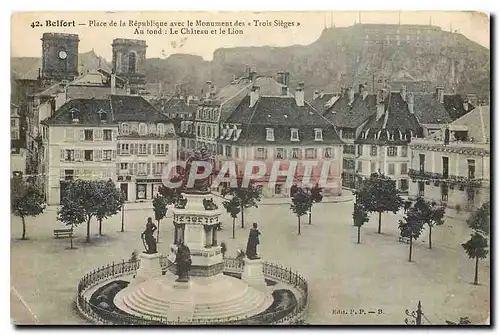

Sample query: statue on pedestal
[141,217,158,254]
[182,147,214,193]
[175,242,192,282]
[245,222,261,260]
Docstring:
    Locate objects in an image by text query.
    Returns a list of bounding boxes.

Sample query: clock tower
[111,38,147,94]
[41,32,79,81]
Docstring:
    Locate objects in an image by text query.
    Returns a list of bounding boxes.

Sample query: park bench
[398,235,411,244]
[53,228,73,239]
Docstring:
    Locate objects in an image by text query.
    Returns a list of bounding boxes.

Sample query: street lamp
[121,203,125,232]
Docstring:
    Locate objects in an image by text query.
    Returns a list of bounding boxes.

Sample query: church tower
[111,38,147,94]
[41,33,79,81]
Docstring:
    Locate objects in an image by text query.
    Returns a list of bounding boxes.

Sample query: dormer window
[97,109,107,123]
[314,128,323,141]
[157,123,165,136]
[290,128,299,141]
[70,108,79,123]
[139,123,147,135]
[220,126,228,139]
[121,123,130,135]
[149,123,156,135]
[266,128,275,141]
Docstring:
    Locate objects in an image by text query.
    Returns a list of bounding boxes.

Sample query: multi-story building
[111,38,147,94]
[408,106,490,211]
[218,81,343,197]
[11,103,27,176]
[40,95,176,205]
[321,83,452,192]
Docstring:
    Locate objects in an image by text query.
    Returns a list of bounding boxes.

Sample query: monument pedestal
[242,257,268,294]
[134,252,162,285]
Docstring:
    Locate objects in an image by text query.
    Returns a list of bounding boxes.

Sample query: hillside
[146,24,490,99]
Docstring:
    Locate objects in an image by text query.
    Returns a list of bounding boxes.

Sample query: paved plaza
[10,197,490,325]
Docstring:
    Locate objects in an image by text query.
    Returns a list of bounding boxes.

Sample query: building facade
[41,95,176,205]
[408,106,490,211]
[218,82,343,197]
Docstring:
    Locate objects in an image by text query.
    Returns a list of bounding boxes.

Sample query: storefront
[135,178,164,201]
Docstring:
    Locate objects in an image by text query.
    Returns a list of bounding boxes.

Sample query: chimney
[187,95,193,106]
[206,81,212,99]
[347,87,355,105]
[249,85,260,107]
[319,90,325,98]
[359,83,368,100]
[400,85,407,101]
[283,72,290,87]
[313,90,320,100]
[407,92,414,114]
[376,101,385,121]
[295,82,305,107]
[463,100,469,112]
[277,71,285,85]
[249,70,257,82]
[436,86,444,103]
[110,74,116,95]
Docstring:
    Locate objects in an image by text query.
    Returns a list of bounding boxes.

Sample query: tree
[352,202,369,244]
[462,233,488,285]
[95,179,125,236]
[355,173,403,234]
[158,181,183,207]
[222,196,241,239]
[290,188,312,235]
[308,184,323,225]
[226,180,262,228]
[399,205,425,262]
[152,194,168,243]
[11,178,45,240]
[58,180,101,243]
[411,198,446,249]
[466,201,490,236]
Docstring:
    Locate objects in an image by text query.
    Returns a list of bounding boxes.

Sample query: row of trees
[290,184,323,235]
[351,173,490,285]
[11,177,46,240]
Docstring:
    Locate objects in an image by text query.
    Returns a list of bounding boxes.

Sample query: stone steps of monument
[123,290,171,317]
[193,289,267,320]
[168,300,195,321]
[193,286,251,311]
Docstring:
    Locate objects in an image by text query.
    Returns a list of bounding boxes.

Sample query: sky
[11,11,490,62]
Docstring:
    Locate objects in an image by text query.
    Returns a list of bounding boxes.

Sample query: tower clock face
[59,50,67,60]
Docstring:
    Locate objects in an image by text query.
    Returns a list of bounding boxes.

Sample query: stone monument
[135,218,162,284]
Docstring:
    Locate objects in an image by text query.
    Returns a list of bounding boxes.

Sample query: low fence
[77,257,308,325]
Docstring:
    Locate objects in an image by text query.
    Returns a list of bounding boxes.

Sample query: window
[84,129,93,141]
[357,161,363,173]
[207,127,212,138]
[343,159,355,170]
[371,162,376,174]
[137,163,146,175]
[291,148,300,159]
[343,145,356,155]
[139,123,147,135]
[442,157,449,179]
[201,125,206,137]
[11,119,16,127]
[156,144,166,154]
[401,163,408,175]
[120,163,128,170]
[103,129,112,141]
[401,146,408,157]
[387,146,397,157]
[103,150,112,161]
[64,169,74,181]
[225,145,232,158]
[128,52,136,73]
[120,143,130,154]
[342,129,355,139]
[197,125,201,136]
[11,130,19,140]
[157,123,165,135]
[275,184,282,195]
[305,148,316,159]
[388,163,395,175]
[98,109,107,123]
[370,145,377,156]
[441,183,449,201]
[418,181,425,197]
[266,128,275,141]
[121,123,130,135]
[235,147,240,159]
[419,154,425,172]
[314,128,323,141]
[468,159,476,179]
[357,145,363,156]
[84,150,93,161]
[400,179,408,191]
[65,129,74,141]
[324,147,332,159]
[65,149,74,162]
[276,148,284,159]
[290,128,299,141]
[256,148,266,160]
[138,144,147,155]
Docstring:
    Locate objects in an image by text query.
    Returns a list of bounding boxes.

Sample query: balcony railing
[408,169,483,188]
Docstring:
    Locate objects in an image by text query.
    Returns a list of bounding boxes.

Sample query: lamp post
[121,203,125,232]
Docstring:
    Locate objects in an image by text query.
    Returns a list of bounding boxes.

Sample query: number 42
[30,21,42,28]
